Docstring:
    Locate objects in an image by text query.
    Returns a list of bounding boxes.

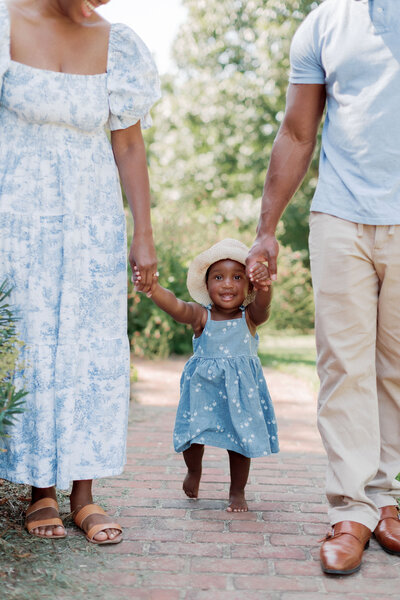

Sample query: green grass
[0,481,116,600]
[258,329,318,390]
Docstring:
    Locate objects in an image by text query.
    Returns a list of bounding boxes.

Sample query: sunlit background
[100,1,321,361]
[98,0,186,73]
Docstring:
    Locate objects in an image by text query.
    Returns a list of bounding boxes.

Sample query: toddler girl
[134,239,279,512]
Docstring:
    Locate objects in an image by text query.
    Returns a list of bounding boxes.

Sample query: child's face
[206,260,250,309]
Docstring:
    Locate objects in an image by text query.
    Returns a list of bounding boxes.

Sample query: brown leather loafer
[320,521,371,575]
[374,505,400,555]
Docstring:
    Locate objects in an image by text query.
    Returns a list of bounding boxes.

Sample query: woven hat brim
[187,238,256,306]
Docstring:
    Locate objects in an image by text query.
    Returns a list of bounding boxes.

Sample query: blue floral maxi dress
[174,308,279,458]
[0,1,160,489]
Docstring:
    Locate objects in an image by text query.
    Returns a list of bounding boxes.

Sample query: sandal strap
[86,522,122,541]
[74,503,107,528]
[26,498,59,517]
[27,517,64,533]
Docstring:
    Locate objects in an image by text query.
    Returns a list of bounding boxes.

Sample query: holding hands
[248,261,271,291]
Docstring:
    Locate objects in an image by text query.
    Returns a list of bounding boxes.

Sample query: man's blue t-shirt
[289,0,400,224]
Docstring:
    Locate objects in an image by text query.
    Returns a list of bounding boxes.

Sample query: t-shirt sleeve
[107,23,161,131]
[289,11,325,84]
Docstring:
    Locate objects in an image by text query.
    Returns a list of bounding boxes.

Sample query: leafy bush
[268,246,314,332]
[128,240,193,358]
[0,281,27,448]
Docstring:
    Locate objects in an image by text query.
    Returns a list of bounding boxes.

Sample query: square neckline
[3,0,114,78]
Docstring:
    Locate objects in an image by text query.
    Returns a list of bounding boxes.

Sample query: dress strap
[206,304,212,321]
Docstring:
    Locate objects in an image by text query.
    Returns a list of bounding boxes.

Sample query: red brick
[274,559,321,576]
[270,533,318,547]
[192,558,270,575]
[117,556,186,572]
[122,527,186,543]
[299,503,328,514]
[141,572,227,589]
[324,578,400,594]
[233,575,319,591]
[190,509,258,521]
[230,519,299,534]
[192,531,265,545]
[148,541,223,558]
[231,544,307,560]
[119,507,185,518]
[262,511,328,524]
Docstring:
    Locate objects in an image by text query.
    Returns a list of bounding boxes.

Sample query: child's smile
[206,259,249,309]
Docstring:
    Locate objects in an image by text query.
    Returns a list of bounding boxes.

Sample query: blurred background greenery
[128,0,322,360]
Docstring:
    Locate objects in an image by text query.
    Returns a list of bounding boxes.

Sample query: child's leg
[227,450,251,512]
[182,443,204,498]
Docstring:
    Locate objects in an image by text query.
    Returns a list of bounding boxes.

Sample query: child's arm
[133,268,206,334]
[246,263,272,327]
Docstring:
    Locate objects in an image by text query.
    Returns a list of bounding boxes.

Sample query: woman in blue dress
[134,239,279,512]
[0,0,160,543]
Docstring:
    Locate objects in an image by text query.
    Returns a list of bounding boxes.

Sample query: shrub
[0,281,27,449]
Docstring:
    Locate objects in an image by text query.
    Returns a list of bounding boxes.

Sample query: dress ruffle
[107,23,161,131]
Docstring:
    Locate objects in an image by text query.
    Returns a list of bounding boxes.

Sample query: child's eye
[234,275,242,280]
[215,275,223,280]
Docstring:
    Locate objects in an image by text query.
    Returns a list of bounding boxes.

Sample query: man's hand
[246,234,280,287]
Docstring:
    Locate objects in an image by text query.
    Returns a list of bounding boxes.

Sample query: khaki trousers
[309,212,400,531]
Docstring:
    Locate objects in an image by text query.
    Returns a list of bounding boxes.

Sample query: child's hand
[249,262,271,291]
[132,266,158,297]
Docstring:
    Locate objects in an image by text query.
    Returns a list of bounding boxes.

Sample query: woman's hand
[129,233,158,295]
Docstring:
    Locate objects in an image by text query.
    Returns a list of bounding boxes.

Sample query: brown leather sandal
[73,503,122,545]
[25,498,66,538]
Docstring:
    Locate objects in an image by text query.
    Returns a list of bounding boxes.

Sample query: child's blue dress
[174,307,279,458]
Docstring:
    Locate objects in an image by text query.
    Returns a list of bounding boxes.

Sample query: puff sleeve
[107,23,161,131]
[0,0,10,87]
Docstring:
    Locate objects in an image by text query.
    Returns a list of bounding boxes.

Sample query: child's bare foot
[183,469,201,498]
[226,489,248,512]
[182,444,204,498]
[227,450,250,512]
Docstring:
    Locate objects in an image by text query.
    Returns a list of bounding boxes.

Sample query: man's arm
[247,83,326,280]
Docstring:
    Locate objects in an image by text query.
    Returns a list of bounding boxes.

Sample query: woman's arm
[111,122,157,295]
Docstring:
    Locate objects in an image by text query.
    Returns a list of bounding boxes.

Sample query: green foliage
[128,240,193,358]
[0,281,27,447]
[147,0,322,253]
[269,246,314,331]
[136,0,322,355]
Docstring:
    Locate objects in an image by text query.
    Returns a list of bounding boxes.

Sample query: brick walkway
[90,358,400,600]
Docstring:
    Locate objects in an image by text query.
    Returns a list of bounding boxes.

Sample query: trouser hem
[330,512,378,532]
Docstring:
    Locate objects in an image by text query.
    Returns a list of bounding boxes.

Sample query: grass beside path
[258,329,318,390]
[0,482,113,600]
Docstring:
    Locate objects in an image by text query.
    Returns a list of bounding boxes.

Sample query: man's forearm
[257,126,317,237]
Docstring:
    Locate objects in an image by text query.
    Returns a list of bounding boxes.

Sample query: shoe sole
[377,544,400,556]
[322,563,361,575]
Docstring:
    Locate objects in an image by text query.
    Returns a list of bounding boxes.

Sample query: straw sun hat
[187,238,256,307]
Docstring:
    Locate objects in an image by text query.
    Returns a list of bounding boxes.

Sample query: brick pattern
[74,360,400,599]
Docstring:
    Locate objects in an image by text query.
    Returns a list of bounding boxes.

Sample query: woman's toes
[93,530,108,542]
